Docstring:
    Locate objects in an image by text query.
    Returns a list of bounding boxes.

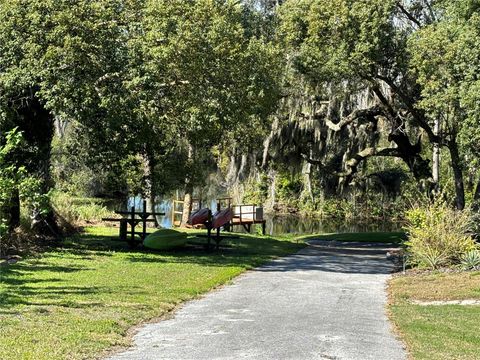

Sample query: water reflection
[261,215,401,236]
[108,197,401,236]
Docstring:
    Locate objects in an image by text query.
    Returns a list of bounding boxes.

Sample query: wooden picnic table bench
[102,200,165,248]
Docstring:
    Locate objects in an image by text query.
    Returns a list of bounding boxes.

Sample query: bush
[404,203,478,269]
[319,198,354,219]
[242,173,269,205]
[274,171,302,209]
[460,250,480,271]
[1,129,54,256]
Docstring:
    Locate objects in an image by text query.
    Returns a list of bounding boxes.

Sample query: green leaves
[405,202,477,269]
[409,3,480,164]
[279,0,397,82]
[0,0,135,124]
[140,0,281,148]
[0,128,49,234]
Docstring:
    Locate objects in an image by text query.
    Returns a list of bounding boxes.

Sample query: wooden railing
[171,198,202,227]
[232,204,263,222]
[171,197,265,235]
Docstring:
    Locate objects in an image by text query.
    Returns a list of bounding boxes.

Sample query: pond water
[108,197,402,236]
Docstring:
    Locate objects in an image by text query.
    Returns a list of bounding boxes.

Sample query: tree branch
[300,153,325,167]
[319,105,384,132]
[302,146,401,178]
[341,147,402,177]
[374,74,438,143]
[396,2,422,28]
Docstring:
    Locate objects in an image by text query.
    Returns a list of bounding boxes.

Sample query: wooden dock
[172,197,266,235]
[228,204,266,235]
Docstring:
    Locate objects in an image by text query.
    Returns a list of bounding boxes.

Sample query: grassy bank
[300,231,406,244]
[389,272,480,360]
[0,226,304,360]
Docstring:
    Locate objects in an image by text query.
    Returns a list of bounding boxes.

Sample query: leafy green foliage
[275,171,303,205]
[0,0,281,234]
[0,0,134,126]
[242,173,270,205]
[51,192,116,225]
[280,0,397,83]
[0,0,140,237]
[318,199,354,219]
[409,3,480,162]
[460,250,480,271]
[137,0,282,177]
[1,0,479,240]
[405,203,478,269]
[0,129,49,228]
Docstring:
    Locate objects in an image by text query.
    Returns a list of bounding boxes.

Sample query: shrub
[460,250,480,271]
[1,129,50,255]
[274,171,302,209]
[319,198,355,219]
[243,174,269,205]
[404,203,477,269]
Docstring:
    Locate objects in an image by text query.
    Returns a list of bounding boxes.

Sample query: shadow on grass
[0,229,402,312]
[0,230,304,311]
[0,284,108,308]
[124,236,304,267]
[58,230,305,267]
[299,232,407,244]
[0,279,147,309]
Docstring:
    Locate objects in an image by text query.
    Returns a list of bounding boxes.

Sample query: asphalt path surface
[109,240,406,360]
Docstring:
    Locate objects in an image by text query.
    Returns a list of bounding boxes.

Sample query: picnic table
[102,200,165,247]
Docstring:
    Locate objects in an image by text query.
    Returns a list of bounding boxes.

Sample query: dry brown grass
[390,271,480,301]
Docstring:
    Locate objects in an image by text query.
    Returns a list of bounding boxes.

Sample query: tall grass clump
[51,192,116,225]
[405,203,478,269]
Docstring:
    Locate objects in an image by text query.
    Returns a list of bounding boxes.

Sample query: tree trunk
[303,159,314,203]
[237,154,248,182]
[268,170,277,211]
[148,192,158,227]
[448,140,465,210]
[432,118,440,193]
[472,179,480,211]
[6,188,21,232]
[181,182,193,226]
[142,147,159,227]
[15,90,59,236]
[388,130,432,183]
[181,144,194,226]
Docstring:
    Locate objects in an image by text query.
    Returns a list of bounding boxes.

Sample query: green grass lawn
[0,226,304,360]
[389,272,480,360]
[299,231,406,244]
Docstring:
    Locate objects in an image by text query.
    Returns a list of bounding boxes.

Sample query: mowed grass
[300,231,406,244]
[389,272,480,360]
[0,226,304,360]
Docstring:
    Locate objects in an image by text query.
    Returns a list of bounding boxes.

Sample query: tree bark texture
[473,179,480,211]
[432,118,440,192]
[5,188,20,232]
[448,140,465,210]
[181,144,194,226]
[142,147,159,227]
[13,90,59,236]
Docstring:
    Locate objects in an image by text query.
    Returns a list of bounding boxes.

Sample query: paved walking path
[109,240,406,360]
